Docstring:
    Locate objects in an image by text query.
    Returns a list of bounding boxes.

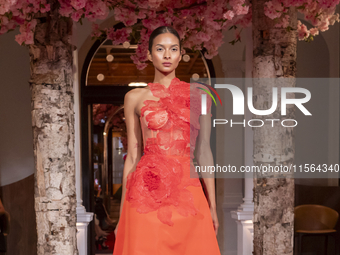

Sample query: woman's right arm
[114,89,142,235]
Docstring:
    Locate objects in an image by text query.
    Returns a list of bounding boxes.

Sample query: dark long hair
[148,26,182,54]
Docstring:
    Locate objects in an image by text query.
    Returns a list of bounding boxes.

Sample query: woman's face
[147,32,182,74]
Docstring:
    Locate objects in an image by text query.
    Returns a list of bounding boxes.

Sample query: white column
[230,25,254,255]
[221,58,246,255]
[73,22,94,255]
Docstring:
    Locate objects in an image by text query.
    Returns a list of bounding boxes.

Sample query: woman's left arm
[195,102,219,235]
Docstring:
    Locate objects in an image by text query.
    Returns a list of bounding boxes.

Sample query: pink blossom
[229,0,245,7]
[148,0,164,9]
[0,0,17,15]
[264,0,284,19]
[183,16,196,29]
[305,13,321,27]
[70,0,87,10]
[274,14,290,28]
[24,31,34,44]
[91,23,102,38]
[59,2,74,17]
[181,9,194,17]
[114,7,138,27]
[106,27,131,44]
[0,0,339,70]
[196,31,210,42]
[309,27,319,36]
[318,0,340,9]
[13,19,37,45]
[329,13,340,25]
[7,21,17,30]
[224,10,235,20]
[263,0,340,43]
[233,5,249,15]
[14,33,25,45]
[84,0,109,22]
[319,19,330,32]
[39,3,51,13]
[203,30,224,59]
[71,9,84,22]
[297,21,310,40]
[234,5,252,28]
[0,16,8,26]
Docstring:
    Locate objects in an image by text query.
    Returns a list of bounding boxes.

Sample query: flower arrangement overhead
[0,0,338,70]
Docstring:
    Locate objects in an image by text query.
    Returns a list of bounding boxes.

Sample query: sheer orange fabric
[113,77,220,255]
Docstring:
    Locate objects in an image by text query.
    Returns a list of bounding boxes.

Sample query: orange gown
[113,77,221,255]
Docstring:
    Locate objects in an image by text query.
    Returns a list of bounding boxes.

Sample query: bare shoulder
[124,87,146,103]
[124,88,150,116]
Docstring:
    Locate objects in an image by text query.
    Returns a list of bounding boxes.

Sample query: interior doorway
[92,104,125,252]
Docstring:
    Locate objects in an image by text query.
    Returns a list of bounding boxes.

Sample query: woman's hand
[114,221,119,236]
[210,207,219,235]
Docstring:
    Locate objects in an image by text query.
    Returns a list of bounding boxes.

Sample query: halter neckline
[148,77,180,89]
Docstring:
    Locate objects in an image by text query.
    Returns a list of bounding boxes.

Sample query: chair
[294,204,339,255]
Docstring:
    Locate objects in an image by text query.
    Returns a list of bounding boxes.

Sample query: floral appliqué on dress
[125,77,212,226]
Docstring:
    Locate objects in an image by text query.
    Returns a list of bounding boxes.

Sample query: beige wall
[0,29,32,186]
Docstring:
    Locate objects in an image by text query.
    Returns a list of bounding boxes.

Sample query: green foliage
[229,37,241,45]
[229,25,237,30]
[4,11,13,21]
[305,34,314,43]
